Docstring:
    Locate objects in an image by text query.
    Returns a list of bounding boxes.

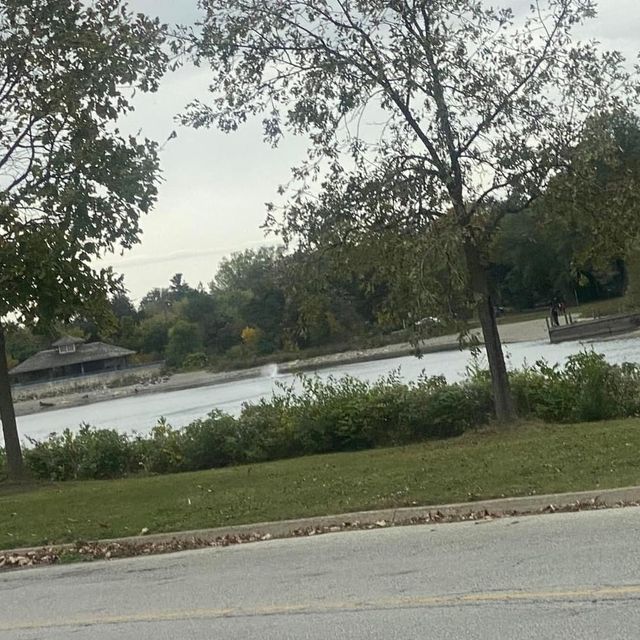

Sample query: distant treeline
[6,219,627,371]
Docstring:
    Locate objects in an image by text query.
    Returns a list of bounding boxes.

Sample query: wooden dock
[548,312,640,344]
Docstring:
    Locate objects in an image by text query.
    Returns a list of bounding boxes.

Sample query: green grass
[2,418,640,550]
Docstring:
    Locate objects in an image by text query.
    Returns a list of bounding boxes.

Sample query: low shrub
[182,352,209,370]
[24,425,136,481]
[12,349,640,482]
[288,375,387,454]
[232,373,492,458]
[179,411,243,470]
[510,351,640,423]
[133,419,185,475]
[410,376,493,439]
[238,400,303,462]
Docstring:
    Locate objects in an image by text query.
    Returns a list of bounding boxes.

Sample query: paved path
[2,507,640,639]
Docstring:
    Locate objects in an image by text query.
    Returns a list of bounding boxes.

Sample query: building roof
[9,342,135,376]
[52,335,85,347]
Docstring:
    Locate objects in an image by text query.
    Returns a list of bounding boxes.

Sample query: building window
[58,344,76,355]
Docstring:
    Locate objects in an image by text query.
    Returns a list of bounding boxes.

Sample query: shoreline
[14,319,549,418]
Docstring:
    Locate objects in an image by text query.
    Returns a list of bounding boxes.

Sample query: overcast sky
[108,0,640,301]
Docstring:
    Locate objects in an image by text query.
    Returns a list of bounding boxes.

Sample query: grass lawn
[2,418,640,550]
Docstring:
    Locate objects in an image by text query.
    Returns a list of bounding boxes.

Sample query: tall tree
[169,273,192,301]
[0,0,167,479]
[187,0,636,422]
[490,206,579,309]
[139,287,174,319]
[165,320,203,367]
[4,324,48,367]
[544,108,640,267]
[212,247,288,351]
[180,289,234,355]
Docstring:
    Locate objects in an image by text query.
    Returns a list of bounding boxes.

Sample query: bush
[182,352,209,370]
[179,411,242,470]
[133,419,184,475]
[289,375,382,453]
[24,425,136,481]
[16,350,640,482]
[510,351,640,423]
[240,373,491,457]
[18,371,492,482]
[409,378,493,439]
[238,400,302,461]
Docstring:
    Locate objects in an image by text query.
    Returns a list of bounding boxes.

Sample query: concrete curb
[4,485,640,558]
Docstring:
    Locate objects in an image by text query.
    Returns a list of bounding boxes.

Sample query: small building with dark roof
[9,336,136,385]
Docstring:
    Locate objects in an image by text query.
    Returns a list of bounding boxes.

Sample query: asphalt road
[2,507,640,639]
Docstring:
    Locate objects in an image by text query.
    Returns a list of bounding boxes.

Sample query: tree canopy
[0,0,168,479]
[186,0,639,420]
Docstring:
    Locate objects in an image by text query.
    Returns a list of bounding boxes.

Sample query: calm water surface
[12,335,640,441]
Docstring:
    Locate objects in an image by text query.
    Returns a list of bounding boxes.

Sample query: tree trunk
[464,244,516,424]
[0,325,24,480]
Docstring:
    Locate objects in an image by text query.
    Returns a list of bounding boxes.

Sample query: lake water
[11,335,640,442]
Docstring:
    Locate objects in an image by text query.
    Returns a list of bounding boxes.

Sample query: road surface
[2,507,640,638]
